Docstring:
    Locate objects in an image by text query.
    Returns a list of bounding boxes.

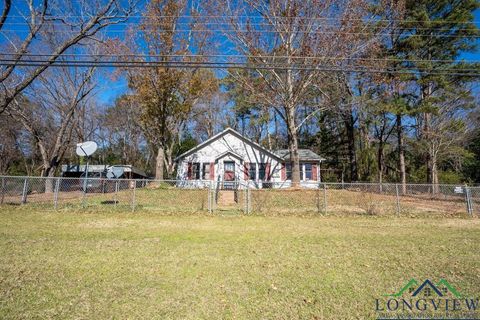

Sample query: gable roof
[214,150,244,162]
[274,149,325,162]
[175,127,283,162]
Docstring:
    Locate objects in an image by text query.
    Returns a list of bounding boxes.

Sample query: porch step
[217,190,236,206]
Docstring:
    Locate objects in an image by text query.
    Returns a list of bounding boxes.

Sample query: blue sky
[2,2,478,106]
[97,8,480,106]
[98,77,129,104]
[460,9,480,61]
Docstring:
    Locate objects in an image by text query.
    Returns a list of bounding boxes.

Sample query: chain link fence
[468,187,480,216]
[0,176,478,217]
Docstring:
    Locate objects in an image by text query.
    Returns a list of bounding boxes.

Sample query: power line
[5,14,480,25]
[2,53,479,64]
[2,20,478,33]
[1,28,479,39]
[1,60,478,72]
[1,59,479,76]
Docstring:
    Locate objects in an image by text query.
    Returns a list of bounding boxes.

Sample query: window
[202,163,210,180]
[224,161,235,172]
[285,163,292,180]
[300,164,304,181]
[258,163,267,180]
[423,287,432,297]
[249,163,257,180]
[192,163,201,180]
[305,163,312,180]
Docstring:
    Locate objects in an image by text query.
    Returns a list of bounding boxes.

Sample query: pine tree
[398,0,479,191]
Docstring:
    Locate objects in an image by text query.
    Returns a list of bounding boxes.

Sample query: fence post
[82,179,87,208]
[248,187,251,214]
[210,185,214,213]
[468,187,473,216]
[54,178,60,210]
[212,183,215,213]
[316,183,320,214]
[323,183,327,215]
[1,177,5,205]
[132,180,137,212]
[114,181,119,207]
[471,187,476,216]
[465,184,473,216]
[212,182,215,213]
[21,178,28,204]
[395,184,401,216]
[207,182,211,213]
[243,186,247,214]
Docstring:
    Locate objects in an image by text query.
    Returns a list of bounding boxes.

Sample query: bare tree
[127,0,216,179]
[216,0,376,186]
[7,64,97,191]
[0,0,11,31]
[191,92,228,141]
[0,0,135,114]
[0,110,23,174]
[416,86,476,193]
[101,94,148,168]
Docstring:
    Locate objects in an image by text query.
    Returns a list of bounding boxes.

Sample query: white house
[176,128,325,189]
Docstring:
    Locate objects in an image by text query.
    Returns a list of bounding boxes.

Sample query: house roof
[175,127,284,162]
[274,149,325,162]
[214,150,244,162]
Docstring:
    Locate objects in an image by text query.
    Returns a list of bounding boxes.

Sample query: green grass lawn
[0,208,479,319]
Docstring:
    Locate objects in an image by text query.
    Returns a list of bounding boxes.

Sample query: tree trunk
[286,106,301,187]
[424,113,432,185]
[36,141,56,193]
[267,130,272,150]
[288,135,301,187]
[155,147,165,180]
[396,114,406,194]
[274,112,279,150]
[44,167,57,193]
[345,112,358,182]
[377,140,384,188]
[41,155,59,193]
[424,118,440,195]
[431,152,439,194]
[164,146,176,179]
[357,112,370,180]
[422,82,436,193]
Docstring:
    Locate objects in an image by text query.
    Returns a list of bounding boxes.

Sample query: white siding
[177,132,282,184]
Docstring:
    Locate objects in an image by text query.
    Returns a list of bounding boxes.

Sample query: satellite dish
[106,166,125,179]
[76,141,98,157]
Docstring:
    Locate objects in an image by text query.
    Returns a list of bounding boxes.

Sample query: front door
[224,161,235,181]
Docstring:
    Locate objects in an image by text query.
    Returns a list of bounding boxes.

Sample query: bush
[438,170,464,184]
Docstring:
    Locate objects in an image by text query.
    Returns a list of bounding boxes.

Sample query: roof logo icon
[385,278,462,298]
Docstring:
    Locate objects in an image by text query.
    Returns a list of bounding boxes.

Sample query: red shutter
[312,164,317,181]
[244,162,249,180]
[281,163,286,181]
[187,163,192,180]
[210,162,215,181]
[265,163,271,181]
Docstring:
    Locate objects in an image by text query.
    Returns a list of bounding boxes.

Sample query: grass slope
[0,208,479,319]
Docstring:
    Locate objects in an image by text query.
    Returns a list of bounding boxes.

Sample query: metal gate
[212,180,250,214]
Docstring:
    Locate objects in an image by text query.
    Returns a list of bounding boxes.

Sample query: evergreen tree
[398,0,479,190]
